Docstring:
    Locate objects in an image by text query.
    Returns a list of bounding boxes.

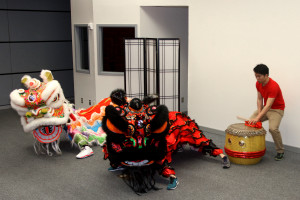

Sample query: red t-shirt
[256,78,285,110]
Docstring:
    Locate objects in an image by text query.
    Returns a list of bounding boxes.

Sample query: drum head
[225,123,266,137]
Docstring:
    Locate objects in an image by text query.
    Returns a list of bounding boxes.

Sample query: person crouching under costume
[102,90,230,193]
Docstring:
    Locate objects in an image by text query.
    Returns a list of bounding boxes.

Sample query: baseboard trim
[0,105,11,110]
[199,126,300,154]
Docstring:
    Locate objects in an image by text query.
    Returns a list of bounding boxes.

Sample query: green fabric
[74,134,88,148]
[74,133,106,148]
[144,137,149,146]
[88,134,106,145]
[130,138,136,147]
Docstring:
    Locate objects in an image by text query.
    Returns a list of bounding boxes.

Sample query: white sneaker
[76,146,94,159]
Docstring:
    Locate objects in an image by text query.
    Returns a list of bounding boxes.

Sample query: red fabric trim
[33,125,62,143]
[224,147,266,159]
[161,167,176,178]
[102,145,109,160]
[212,148,223,156]
[70,113,76,121]
[165,111,224,162]
[78,97,112,120]
[245,121,262,129]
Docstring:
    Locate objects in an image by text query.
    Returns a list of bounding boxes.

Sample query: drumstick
[237,116,249,121]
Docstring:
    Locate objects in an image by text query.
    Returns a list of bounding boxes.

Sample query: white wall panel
[189,0,300,149]
[71,0,95,108]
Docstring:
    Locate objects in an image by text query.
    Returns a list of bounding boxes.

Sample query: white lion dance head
[10,70,70,155]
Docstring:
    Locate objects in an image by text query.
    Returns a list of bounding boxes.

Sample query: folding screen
[124,38,180,111]
[124,38,145,100]
[157,39,180,111]
[145,39,157,97]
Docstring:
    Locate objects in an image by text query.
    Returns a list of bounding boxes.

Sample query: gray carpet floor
[1,108,299,200]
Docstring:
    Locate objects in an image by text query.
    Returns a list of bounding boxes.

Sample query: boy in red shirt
[249,64,285,161]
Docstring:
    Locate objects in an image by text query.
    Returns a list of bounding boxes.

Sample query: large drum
[224,123,266,165]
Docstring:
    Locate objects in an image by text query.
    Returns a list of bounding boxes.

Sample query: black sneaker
[274,153,284,161]
[222,156,231,168]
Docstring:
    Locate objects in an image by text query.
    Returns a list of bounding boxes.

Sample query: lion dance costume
[10,70,107,157]
[102,89,229,193]
[10,71,229,192]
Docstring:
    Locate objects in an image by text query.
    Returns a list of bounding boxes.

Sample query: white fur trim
[21,104,70,132]
[29,78,41,89]
[47,94,65,109]
[10,90,28,116]
[41,80,60,101]
[21,75,32,88]
[11,101,28,116]
[41,80,65,109]
[10,89,25,107]
[40,70,53,83]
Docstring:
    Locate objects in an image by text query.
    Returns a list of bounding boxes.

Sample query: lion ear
[152,121,168,134]
[21,75,32,88]
[150,105,169,134]
[103,105,128,134]
[40,70,54,83]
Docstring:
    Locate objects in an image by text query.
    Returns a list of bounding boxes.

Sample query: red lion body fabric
[165,112,223,164]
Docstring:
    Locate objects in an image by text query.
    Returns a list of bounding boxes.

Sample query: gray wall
[0,0,73,106]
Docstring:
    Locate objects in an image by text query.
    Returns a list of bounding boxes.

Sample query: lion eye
[53,94,60,102]
[137,120,144,128]
[28,94,36,102]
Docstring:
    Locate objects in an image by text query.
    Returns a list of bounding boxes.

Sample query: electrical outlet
[81,98,83,103]
[181,97,184,103]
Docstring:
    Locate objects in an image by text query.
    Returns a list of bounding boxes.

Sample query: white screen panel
[125,39,145,100]
[158,39,180,111]
[145,39,157,97]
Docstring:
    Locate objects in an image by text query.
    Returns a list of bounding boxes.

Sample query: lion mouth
[32,125,62,143]
[121,160,154,167]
